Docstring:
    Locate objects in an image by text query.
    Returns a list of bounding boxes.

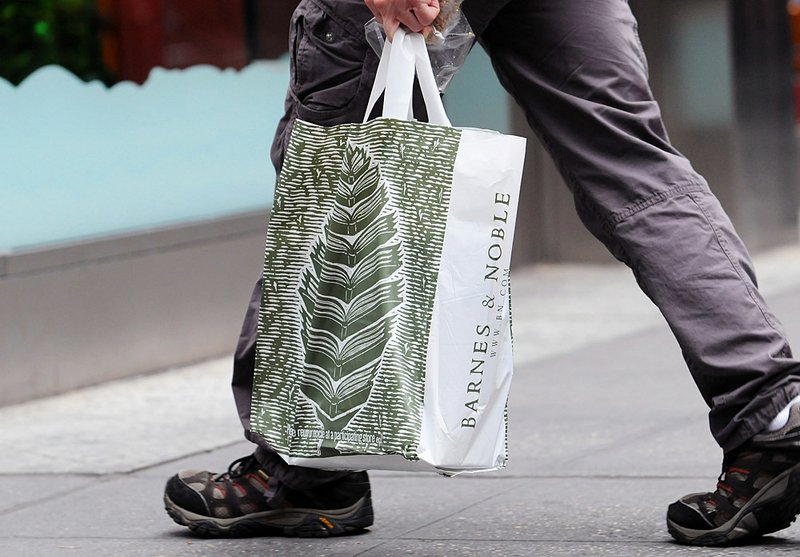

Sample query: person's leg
[472,0,800,545]
[232,0,431,480]
[165,0,380,537]
[474,0,800,453]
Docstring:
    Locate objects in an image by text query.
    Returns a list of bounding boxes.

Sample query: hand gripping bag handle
[363,28,451,127]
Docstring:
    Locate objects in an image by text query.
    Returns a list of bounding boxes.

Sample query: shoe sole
[667,462,800,546]
[164,491,374,538]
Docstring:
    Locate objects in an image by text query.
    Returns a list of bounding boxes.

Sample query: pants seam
[686,192,781,333]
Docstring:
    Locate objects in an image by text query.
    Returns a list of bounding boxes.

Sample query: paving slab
[0,538,387,557]
[0,359,243,475]
[5,537,800,557]
[503,323,720,479]
[0,476,95,515]
[134,441,254,479]
[355,539,800,557]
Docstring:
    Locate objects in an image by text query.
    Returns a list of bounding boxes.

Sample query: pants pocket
[290,0,376,125]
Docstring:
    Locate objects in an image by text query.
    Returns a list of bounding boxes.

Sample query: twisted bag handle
[364,28,452,127]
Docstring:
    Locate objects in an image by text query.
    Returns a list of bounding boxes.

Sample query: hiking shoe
[164,454,373,538]
[666,404,800,546]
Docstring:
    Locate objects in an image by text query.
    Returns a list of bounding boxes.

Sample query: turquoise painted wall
[1,62,285,251]
[444,44,510,134]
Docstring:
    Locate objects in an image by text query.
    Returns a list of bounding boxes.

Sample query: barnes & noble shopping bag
[251,29,525,474]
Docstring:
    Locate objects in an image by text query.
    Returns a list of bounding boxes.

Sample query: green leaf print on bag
[298,141,404,440]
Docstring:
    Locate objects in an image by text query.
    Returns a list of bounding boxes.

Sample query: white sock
[764,394,800,432]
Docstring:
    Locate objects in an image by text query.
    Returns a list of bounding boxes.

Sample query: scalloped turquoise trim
[1,60,289,250]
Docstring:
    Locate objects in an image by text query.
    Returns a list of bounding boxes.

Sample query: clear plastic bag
[364,8,475,94]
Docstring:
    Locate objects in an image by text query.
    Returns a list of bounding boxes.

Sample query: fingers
[364,0,380,21]
[407,2,439,27]
[364,0,440,41]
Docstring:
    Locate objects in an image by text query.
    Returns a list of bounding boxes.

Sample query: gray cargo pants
[232,0,800,487]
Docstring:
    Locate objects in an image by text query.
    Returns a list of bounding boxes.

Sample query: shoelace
[213,454,258,481]
[713,454,753,506]
[713,454,731,497]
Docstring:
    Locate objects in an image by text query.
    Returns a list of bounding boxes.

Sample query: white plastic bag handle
[363,28,451,127]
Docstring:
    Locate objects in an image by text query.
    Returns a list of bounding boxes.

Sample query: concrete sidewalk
[3,245,800,556]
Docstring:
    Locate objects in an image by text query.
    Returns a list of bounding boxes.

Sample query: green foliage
[298,142,404,438]
[0,0,108,85]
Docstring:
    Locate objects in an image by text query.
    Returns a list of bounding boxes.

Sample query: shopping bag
[251,29,526,475]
